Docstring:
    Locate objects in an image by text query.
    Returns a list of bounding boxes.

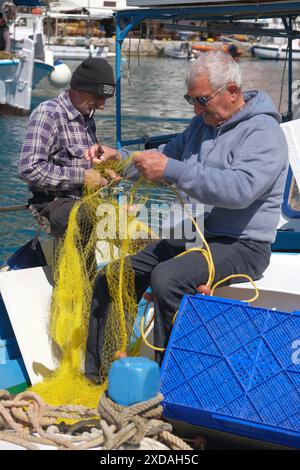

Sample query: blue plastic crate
[161,295,300,448]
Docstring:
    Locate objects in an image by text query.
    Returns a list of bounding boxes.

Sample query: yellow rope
[138,183,259,352]
[211,274,259,302]
[140,304,164,352]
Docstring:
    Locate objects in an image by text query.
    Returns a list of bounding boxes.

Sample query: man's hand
[84,143,121,165]
[84,169,108,188]
[133,150,168,181]
[84,168,121,188]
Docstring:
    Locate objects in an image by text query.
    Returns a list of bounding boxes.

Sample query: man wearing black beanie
[19,58,119,276]
[70,57,115,101]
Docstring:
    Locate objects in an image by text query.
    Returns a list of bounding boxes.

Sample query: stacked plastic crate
[161,295,300,448]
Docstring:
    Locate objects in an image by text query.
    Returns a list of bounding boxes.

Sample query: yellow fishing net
[30,158,157,408]
[30,156,259,408]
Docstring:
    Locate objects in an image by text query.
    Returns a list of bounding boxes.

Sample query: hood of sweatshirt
[217,90,282,135]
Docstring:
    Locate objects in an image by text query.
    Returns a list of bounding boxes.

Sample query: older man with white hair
[85,51,289,379]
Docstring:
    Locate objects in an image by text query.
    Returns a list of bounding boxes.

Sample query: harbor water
[0,57,299,264]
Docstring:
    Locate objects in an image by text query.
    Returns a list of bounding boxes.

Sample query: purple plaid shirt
[19,90,97,199]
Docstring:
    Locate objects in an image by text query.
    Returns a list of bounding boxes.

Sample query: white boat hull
[0,37,52,113]
[163,50,192,59]
[0,60,53,90]
[13,42,114,61]
[162,44,194,60]
[44,44,111,60]
[253,45,300,60]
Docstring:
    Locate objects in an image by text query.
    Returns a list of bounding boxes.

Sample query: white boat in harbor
[252,36,300,60]
[252,17,300,60]
[0,50,53,90]
[10,13,114,60]
[1,15,71,114]
[161,42,195,60]
[45,42,111,60]
[0,38,50,114]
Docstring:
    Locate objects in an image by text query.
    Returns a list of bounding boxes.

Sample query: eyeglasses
[184,85,225,107]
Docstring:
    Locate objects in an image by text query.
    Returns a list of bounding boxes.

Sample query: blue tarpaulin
[13,0,43,6]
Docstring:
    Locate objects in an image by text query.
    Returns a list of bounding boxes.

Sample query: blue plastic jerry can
[108,356,160,406]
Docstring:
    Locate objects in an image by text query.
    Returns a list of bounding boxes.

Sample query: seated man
[19,58,117,238]
[84,51,289,379]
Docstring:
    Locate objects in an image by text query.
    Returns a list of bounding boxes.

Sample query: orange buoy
[32,7,42,15]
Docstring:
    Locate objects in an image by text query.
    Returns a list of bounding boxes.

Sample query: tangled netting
[30,158,159,408]
[29,156,259,408]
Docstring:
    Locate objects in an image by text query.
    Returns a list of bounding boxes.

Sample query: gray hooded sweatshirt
[162,90,289,243]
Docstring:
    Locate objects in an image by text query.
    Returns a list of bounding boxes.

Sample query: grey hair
[186,51,242,90]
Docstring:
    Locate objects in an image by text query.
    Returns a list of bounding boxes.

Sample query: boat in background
[1,16,71,115]
[13,0,136,61]
[9,11,114,60]
[161,42,194,59]
[0,37,53,115]
[192,42,242,60]
[252,36,300,60]
[157,41,241,60]
[252,17,300,60]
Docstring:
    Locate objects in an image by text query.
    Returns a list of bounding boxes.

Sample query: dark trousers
[85,236,271,379]
[30,195,77,236]
[31,195,96,278]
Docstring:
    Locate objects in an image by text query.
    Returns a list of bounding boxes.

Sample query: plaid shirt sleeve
[19,106,85,192]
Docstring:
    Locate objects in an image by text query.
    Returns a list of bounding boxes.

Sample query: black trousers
[30,195,96,279]
[85,236,271,379]
[29,195,77,237]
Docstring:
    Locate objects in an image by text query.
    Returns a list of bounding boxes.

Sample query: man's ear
[227,83,238,95]
[227,83,239,102]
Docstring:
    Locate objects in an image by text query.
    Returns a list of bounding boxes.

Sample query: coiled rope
[99,392,191,450]
[0,390,192,450]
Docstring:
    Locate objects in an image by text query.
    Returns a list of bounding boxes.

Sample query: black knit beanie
[70,58,115,98]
